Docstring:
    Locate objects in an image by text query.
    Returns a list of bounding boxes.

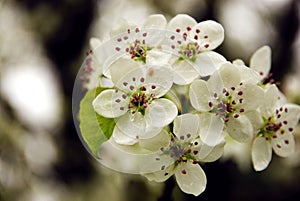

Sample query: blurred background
[0,0,300,200]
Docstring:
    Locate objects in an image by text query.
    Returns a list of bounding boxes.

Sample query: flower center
[159,134,199,168]
[114,28,153,63]
[208,85,245,122]
[178,42,200,62]
[126,39,151,63]
[128,85,155,115]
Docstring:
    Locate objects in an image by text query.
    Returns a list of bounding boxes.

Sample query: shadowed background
[0,0,300,201]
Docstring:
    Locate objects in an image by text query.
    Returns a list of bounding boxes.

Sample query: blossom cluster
[75,14,300,196]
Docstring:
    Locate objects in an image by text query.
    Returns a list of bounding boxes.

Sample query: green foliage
[79,87,115,157]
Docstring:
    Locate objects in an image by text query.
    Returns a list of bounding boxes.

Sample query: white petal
[208,62,241,92]
[194,51,226,76]
[173,113,200,139]
[142,14,167,29]
[167,14,197,32]
[260,84,281,116]
[189,79,211,112]
[250,46,271,79]
[146,50,172,66]
[175,163,206,196]
[98,138,174,174]
[143,165,174,182]
[237,64,261,84]
[112,126,138,145]
[145,98,178,128]
[110,58,142,90]
[198,113,225,146]
[199,140,226,162]
[252,136,272,171]
[145,67,174,97]
[139,129,170,151]
[110,18,136,37]
[244,110,264,132]
[272,132,295,157]
[238,83,264,110]
[92,89,128,118]
[226,115,253,143]
[192,20,224,51]
[171,59,199,85]
[116,112,147,139]
[277,103,300,129]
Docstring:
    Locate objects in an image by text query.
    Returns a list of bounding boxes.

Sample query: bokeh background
[1,0,300,201]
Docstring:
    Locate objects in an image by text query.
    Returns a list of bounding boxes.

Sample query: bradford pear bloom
[92,64,178,145]
[190,62,264,145]
[91,14,170,78]
[164,14,226,84]
[143,114,225,196]
[251,85,300,171]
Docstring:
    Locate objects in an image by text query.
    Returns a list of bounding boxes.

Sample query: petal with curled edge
[226,114,253,143]
[92,89,128,118]
[252,136,272,171]
[194,51,226,77]
[198,113,225,147]
[192,20,224,51]
[175,162,207,196]
[145,98,178,128]
[189,79,211,112]
[173,113,200,139]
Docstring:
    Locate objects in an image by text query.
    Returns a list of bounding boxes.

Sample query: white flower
[189,62,264,144]
[251,85,300,171]
[93,14,170,78]
[163,14,226,84]
[92,63,178,145]
[143,114,225,196]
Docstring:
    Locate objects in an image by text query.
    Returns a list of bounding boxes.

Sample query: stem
[157,177,175,201]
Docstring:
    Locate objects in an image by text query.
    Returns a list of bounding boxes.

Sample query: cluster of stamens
[169,26,210,62]
[114,76,156,115]
[208,84,245,123]
[260,72,280,86]
[156,133,199,176]
[80,50,94,85]
[259,106,293,149]
[114,28,152,63]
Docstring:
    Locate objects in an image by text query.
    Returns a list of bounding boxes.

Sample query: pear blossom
[92,14,170,78]
[189,62,264,145]
[162,14,226,84]
[143,114,225,196]
[92,63,178,145]
[251,85,300,171]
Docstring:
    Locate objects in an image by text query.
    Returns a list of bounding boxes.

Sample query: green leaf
[79,87,116,157]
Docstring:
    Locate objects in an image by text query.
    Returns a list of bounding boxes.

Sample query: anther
[234,114,239,118]
[237,91,243,96]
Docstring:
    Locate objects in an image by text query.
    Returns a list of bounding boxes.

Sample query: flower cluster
[75,14,300,196]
